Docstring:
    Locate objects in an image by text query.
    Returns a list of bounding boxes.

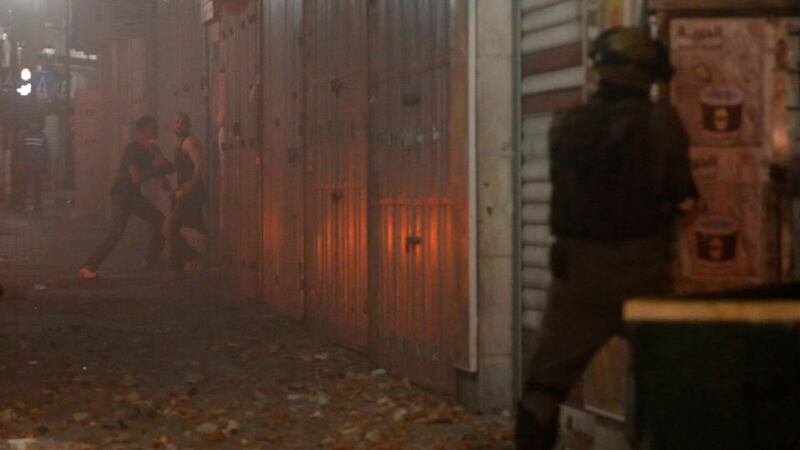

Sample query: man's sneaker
[79,267,98,280]
[514,405,558,450]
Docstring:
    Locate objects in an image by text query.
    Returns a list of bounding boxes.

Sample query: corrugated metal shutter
[155,0,208,147]
[303,0,369,351]
[368,0,465,393]
[73,90,105,216]
[260,0,306,320]
[218,0,262,297]
[519,0,585,333]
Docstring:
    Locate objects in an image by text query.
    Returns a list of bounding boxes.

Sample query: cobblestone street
[0,207,512,449]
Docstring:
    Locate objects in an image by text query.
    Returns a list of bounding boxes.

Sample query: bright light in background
[20,67,31,81]
[17,83,30,96]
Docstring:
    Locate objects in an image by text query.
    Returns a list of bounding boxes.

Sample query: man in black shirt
[79,115,174,280]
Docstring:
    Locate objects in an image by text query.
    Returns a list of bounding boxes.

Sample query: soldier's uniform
[515,28,697,450]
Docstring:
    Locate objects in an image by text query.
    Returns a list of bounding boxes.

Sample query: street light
[20,66,29,81]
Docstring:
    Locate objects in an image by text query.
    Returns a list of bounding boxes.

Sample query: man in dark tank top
[164,112,207,280]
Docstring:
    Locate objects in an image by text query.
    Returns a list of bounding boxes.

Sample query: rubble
[0,211,513,449]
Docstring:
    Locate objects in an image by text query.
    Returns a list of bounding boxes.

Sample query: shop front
[517,0,799,447]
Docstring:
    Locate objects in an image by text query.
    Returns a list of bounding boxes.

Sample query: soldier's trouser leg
[516,278,622,449]
[515,238,672,450]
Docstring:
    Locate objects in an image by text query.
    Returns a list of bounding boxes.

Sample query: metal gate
[518,0,584,339]
[73,90,105,217]
[260,0,306,319]
[218,0,262,297]
[304,0,369,351]
[367,0,468,393]
[155,0,208,156]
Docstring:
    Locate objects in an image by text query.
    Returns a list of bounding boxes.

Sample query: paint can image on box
[701,86,744,146]
[695,215,738,263]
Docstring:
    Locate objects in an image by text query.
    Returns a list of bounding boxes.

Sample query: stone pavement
[0,206,513,449]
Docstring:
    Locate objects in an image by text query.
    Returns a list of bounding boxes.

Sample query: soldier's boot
[514,404,558,450]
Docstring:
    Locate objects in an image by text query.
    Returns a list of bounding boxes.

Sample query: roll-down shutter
[519,0,585,333]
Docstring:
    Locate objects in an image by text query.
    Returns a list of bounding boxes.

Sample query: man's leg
[12,169,28,210]
[516,278,619,450]
[83,199,130,271]
[165,198,201,273]
[516,238,672,450]
[130,195,166,267]
[31,169,42,211]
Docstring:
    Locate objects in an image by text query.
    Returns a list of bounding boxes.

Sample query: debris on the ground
[0,409,16,423]
[221,419,240,437]
[286,393,305,402]
[0,210,513,449]
[121,373,137,387]
[183,373,204,384]
[71,412,90,422]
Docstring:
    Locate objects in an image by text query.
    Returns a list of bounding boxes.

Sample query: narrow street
[0,206,512,449]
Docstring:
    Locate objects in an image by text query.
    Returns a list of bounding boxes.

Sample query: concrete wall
[458,0,517,412]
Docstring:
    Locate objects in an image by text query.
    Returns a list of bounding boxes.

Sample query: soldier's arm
[655,102,698,208]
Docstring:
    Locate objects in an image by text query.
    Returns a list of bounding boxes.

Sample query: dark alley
[0,207,511,449]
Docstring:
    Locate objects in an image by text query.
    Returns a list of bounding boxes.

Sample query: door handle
[406,235,423,251]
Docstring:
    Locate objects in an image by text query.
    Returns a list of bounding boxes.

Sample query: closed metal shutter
[518,0,585,333]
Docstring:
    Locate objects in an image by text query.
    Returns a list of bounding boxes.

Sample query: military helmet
[589,27,674,89]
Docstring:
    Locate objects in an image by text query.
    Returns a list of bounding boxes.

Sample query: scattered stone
[0,409,17,423]
[365,429,382,443]
[184,373,205,384]
[122,373,138,387]
[339,425,362,437]
[286,394,305,402]
[371,369,387,377]
[72,412,90,422]
[222,419,240,437]
[196,421,219,436]
[391,408,408,422]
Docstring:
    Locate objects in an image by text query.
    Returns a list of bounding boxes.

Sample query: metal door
[155,0,208,149]
[219,0,262,297]
[261,0,306,319]
[367,0,467,393]
[518,0,584,336]
[73,90,106,217]
[304,0,369,351]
